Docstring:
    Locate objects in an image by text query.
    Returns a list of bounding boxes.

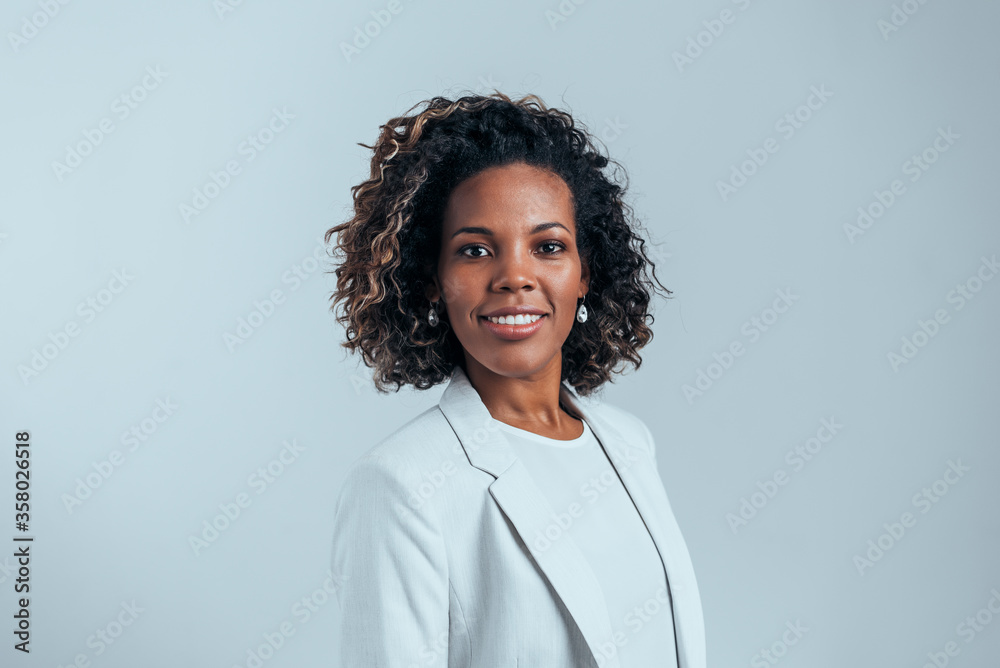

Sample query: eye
[457,241,567,258]
[459,244,489,258]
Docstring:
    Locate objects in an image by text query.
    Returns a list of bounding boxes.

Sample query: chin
[471,352,558,379]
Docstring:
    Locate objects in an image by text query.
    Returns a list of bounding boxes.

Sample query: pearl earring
[576,296,588,323]
[427,300,440,327]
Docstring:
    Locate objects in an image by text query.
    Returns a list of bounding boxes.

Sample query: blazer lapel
[440,365,702,668]
[438,366,622,668]
[440,366,701,668]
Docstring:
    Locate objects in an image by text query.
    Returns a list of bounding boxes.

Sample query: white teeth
[487,314,543,325]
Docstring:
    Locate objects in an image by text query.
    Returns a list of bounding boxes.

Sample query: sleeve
[330,453,451,668]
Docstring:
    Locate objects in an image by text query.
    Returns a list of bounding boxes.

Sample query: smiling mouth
[478,313,548,341]
[480,314,546,326]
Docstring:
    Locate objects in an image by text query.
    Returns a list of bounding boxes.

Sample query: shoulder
[369,404,456,460]
[578,394,657,461]
[335,404,460,497]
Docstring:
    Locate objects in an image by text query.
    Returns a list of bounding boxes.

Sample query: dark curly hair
[324,90,671,397]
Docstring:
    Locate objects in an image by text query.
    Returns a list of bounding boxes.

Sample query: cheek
[441,289,475,322]
[556,278,582,303]
[436,267,468,306]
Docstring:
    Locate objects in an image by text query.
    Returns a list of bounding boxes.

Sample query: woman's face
[426,161,589,380]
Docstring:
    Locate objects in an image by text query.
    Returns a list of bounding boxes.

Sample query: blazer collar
[438,365,698,668]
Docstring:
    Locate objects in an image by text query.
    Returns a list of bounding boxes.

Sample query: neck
[462,357,576,429]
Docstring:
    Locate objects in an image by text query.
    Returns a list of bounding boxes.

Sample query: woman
[326,91,705,668]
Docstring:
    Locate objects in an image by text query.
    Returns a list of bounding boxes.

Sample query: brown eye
[460,244,489,258]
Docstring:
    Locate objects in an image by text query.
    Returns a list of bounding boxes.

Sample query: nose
[491,246,537,293]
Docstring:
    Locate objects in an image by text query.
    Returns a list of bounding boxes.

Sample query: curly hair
[325,90,671,397]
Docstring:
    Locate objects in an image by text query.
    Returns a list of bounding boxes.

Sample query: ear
[424,268,441,302]
[579,256,590,298]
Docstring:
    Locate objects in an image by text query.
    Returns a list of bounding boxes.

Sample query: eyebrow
[450,221,570,239]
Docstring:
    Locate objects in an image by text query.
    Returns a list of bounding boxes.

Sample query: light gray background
[1,0,998,666]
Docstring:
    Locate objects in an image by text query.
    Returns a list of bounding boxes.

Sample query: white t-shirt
[497,417,678,668]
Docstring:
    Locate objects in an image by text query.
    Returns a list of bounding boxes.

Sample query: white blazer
[330,365,705,668]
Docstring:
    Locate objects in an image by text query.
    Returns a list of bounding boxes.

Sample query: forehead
[442,163,574,228]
